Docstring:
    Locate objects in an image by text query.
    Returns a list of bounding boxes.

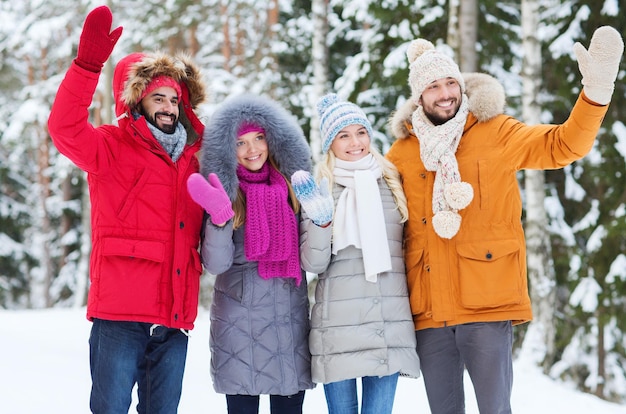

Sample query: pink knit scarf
[236,163,301,285]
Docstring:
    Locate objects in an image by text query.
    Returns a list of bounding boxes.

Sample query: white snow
[2,308,625,413]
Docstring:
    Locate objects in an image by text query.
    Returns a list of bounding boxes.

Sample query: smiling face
[419,77,462,125]
[139,86,180,134]
[329,123,371,162]
[236,130,269,172]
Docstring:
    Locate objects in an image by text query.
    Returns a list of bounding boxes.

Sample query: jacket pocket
[97,237,165,314]
[456,239,523,308]
[116,168,151,221]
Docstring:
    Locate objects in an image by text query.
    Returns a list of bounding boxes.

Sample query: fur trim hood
[199,94,312,200]
[389,72,505,140]
[113,52,207,118]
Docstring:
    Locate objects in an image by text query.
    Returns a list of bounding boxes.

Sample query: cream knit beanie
[407,39,465,101]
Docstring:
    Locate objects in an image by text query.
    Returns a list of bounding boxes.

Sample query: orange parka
[386,73,608,330]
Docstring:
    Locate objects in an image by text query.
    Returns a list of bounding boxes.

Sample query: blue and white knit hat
[317,93,374,153]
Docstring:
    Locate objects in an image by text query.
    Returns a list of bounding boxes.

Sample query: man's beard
[142,108,179,134]
[422,99,461,126]
[423,107,457,126]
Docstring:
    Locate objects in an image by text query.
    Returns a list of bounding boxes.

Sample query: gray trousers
[415,321,513,414]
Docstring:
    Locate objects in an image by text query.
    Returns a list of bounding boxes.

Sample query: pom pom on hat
[407,39,435,63]
[317,93,374,154]
[407,38,465,102]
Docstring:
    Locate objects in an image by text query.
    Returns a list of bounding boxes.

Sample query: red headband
[140,75,183,102]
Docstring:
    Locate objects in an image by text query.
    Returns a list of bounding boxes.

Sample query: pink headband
[140,75,183,102]
[237,122,265,137]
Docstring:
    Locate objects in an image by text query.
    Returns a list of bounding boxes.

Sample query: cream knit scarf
[412,95,473,239]
[333,154,391,282]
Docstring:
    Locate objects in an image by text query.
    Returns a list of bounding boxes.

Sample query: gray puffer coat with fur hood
[198,94,314,396]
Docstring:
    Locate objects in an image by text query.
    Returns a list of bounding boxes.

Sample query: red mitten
[75,6,123,73]
[187,173,235,226]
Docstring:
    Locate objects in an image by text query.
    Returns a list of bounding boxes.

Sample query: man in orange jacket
[387,27,623,414]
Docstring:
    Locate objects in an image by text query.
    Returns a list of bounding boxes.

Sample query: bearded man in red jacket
[48,6,207,413]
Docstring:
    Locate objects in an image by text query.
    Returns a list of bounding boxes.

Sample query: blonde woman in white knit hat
[291,94,420,414]
[386,28,624,414]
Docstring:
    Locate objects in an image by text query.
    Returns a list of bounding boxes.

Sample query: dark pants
[416,321,513,414]
[89,319,188,414]
[226,391,306,414]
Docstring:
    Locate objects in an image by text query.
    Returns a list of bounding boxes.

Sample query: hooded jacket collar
[112,52,207,144]
[389,72,506,140]
[199,94,312,201]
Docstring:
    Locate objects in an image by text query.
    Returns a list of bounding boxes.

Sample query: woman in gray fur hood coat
[186,94,314,414]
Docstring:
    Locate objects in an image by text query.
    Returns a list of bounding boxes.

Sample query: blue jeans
[323,373,399,414]
[225,391,306,414]
[89,319,189,414]
[416,321,513,414]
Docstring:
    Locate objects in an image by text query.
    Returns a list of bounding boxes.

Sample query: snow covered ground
[2,308,624,413]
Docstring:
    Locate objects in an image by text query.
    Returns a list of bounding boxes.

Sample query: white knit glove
[573,26,624,105]
[291,171,334,226]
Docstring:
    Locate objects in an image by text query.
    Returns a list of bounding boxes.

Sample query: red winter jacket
[48,54,205,329]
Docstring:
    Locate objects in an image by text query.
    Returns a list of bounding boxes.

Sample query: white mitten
[573,26,624,105]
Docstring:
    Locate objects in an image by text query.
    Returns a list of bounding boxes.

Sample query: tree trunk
[221,1,231,71]
[37,127,53,308]
[447,0,460,62]
[459,0,478,72]
[26,50,54,308]
[310,0,330,162]
[519,0,557,371]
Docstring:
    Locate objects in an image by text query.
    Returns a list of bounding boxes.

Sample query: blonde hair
[316,146,408,223]
[232,156,301,230]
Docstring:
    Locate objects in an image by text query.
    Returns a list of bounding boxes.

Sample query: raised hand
[187,173,235,226]
[291,170,334,226]
[573,26,624,105]
[75,6,123,72]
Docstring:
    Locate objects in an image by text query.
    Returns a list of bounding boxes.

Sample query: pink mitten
[75,6,123,72]
[187,173,235,225]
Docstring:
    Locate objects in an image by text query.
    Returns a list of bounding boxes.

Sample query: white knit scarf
[333,154,391,282]
[412,95,473,239]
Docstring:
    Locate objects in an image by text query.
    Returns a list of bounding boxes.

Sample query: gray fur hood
[389,72,506,140]
[199,94,312,200]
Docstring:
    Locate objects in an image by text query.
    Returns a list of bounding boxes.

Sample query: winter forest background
[1,0,625,404]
